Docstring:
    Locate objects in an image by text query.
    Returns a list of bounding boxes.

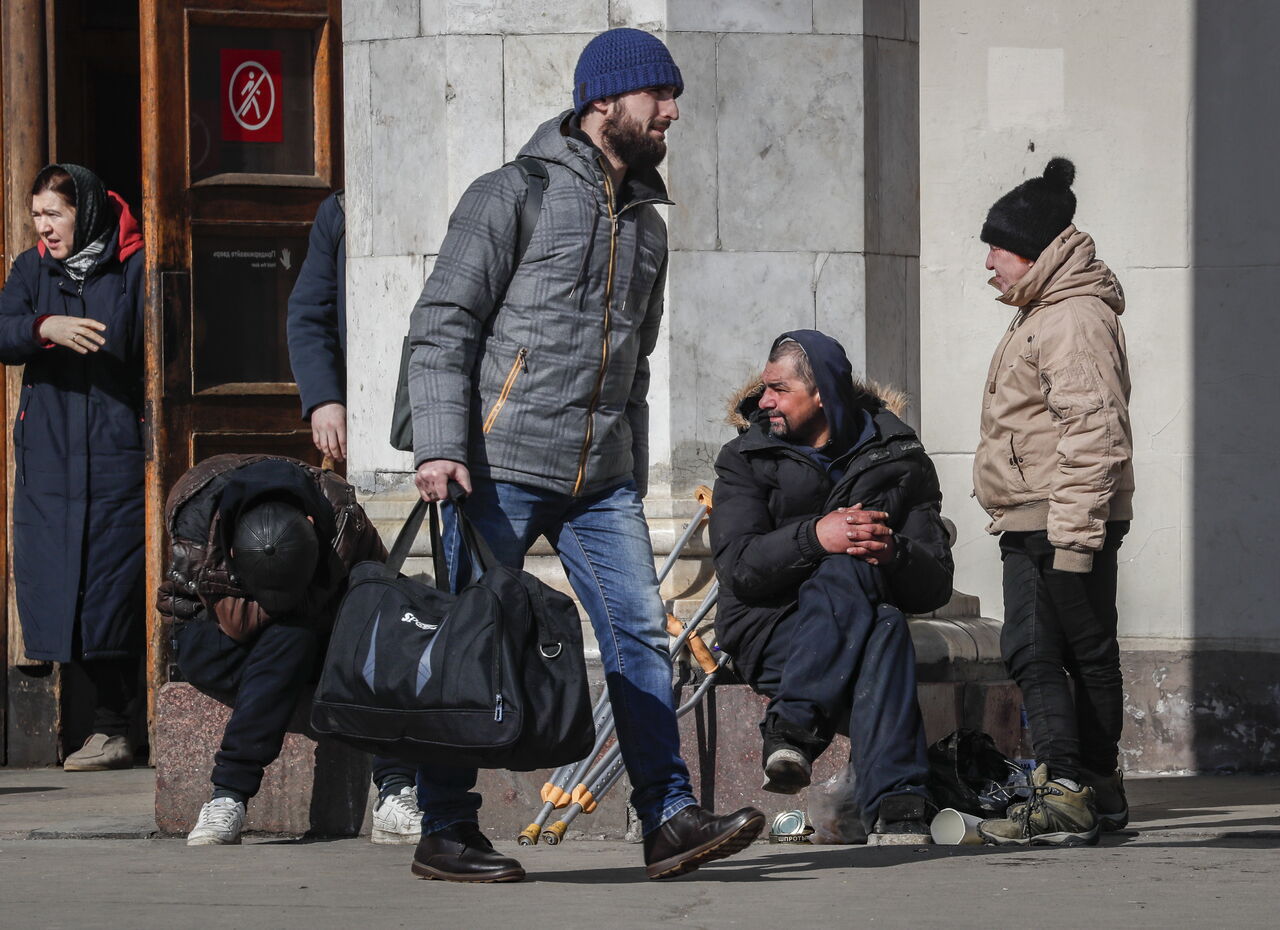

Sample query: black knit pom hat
[981,157,1077,260]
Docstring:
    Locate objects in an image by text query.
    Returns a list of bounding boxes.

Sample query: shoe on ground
[643,805,766,880]
[1080,767,1128,831]
[372,785,423,845]
[978,763,1099,847]
[867,793,933,846]
[187,797,246,846]
[63,733,133,772]
[411,823,525,883]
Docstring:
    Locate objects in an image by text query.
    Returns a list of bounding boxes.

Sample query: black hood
[770,330,864,450]
[56,163,112,254]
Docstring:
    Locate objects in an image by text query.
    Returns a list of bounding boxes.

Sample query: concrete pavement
[1,768,1278,929]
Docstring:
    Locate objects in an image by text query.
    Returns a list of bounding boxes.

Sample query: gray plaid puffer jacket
[407,110,671,497]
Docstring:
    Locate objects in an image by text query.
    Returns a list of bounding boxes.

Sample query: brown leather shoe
[643,805,765,880]
[410,823,525,883]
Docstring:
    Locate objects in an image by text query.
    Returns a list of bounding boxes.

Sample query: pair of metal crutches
[518,487,722,846]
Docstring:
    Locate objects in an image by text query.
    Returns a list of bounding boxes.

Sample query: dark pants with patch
[174,618,413,799]
[999,522,1129,781]
[749,555,930,827]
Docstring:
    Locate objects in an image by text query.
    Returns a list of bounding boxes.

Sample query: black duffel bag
[311,488,595,770]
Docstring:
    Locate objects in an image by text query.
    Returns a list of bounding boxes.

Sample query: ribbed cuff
[1052,548,1093,573]
[798,517,826,562]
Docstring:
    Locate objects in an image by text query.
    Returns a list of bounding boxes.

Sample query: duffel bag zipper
[486,588,505,723]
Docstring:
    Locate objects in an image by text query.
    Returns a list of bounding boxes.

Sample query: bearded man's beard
[601,110,667,172]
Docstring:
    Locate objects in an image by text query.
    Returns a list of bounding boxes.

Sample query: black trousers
[749,555,930,827]
[81,656,140,738]
[173,619,414,799]
[999,522,1129,781]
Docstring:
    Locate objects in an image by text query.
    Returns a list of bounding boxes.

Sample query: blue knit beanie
[573,28,683,115]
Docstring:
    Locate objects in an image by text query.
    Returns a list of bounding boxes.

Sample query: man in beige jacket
[971,158,1134,848]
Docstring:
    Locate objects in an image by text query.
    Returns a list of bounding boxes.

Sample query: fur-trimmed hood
[725,375,912,433]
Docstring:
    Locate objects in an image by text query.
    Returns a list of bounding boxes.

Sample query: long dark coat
[0,200,145,662]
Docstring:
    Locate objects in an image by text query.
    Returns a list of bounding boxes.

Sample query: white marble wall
[344,1,921,502]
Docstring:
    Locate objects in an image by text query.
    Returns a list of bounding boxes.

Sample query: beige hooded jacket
[973,225,1134,572]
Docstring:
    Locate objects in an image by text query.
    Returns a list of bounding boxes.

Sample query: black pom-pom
[1043,157,1075,188]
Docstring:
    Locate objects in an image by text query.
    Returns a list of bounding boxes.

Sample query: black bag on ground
[311,488,594,770]
[926,728,1024,817]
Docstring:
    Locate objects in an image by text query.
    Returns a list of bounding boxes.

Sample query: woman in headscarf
[0,164,145,770]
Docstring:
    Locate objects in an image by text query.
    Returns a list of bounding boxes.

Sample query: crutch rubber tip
[517,824,541,846]
[542,821,568,845]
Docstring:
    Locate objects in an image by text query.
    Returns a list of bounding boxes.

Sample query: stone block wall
[343,1,921,500]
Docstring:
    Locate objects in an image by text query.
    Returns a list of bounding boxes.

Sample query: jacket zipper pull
[517,347,528,371]
[494,692,504,722]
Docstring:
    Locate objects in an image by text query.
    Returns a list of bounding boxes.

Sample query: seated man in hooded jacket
[156,455,393,846]
[709,330,955,843]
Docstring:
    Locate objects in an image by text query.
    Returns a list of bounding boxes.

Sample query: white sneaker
[371,785,423,845]
[187,797,246,846]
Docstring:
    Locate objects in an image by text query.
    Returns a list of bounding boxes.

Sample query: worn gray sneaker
[63,733,133,772]
[372,785,423,845]
[187,798,246,846]
[762,748,812,795]
[1080,767,1128,831]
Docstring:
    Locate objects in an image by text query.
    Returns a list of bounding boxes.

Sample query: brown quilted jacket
[973,226,1134,572]
[155,454,387,641]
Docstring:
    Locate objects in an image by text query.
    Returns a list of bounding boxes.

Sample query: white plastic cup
[929,808,985,846]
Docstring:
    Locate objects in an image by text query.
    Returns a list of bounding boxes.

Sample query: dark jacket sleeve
[407,166,524,468]
[882,453,955,614]
[710,444,827,604]
[0,252,47,365]
[287,193,346,417]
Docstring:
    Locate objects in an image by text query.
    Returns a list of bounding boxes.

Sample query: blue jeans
[416,477,696,835]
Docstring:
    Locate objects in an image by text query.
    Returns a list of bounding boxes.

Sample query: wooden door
[138,0,341,718]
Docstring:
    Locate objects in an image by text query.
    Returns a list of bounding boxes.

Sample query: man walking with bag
[971,159,1134,847]
[406,28,764,882]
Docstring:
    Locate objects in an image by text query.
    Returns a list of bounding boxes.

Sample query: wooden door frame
[1,0,53,764]
[138,0,342,744]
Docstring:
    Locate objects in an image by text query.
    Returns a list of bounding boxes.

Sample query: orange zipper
[482,346,529,434]
[573,165,618,495]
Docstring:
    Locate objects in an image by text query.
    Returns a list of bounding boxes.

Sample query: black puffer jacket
[710,385,954,682]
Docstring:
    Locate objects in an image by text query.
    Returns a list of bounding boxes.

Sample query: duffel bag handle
[387,499,442,583]
[445,482,503,578]
[387,483,504,589]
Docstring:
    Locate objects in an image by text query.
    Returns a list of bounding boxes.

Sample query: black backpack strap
[509,156,548,265]
[388,160,546,454]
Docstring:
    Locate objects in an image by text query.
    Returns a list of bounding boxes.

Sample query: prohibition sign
[228,59,276,132]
